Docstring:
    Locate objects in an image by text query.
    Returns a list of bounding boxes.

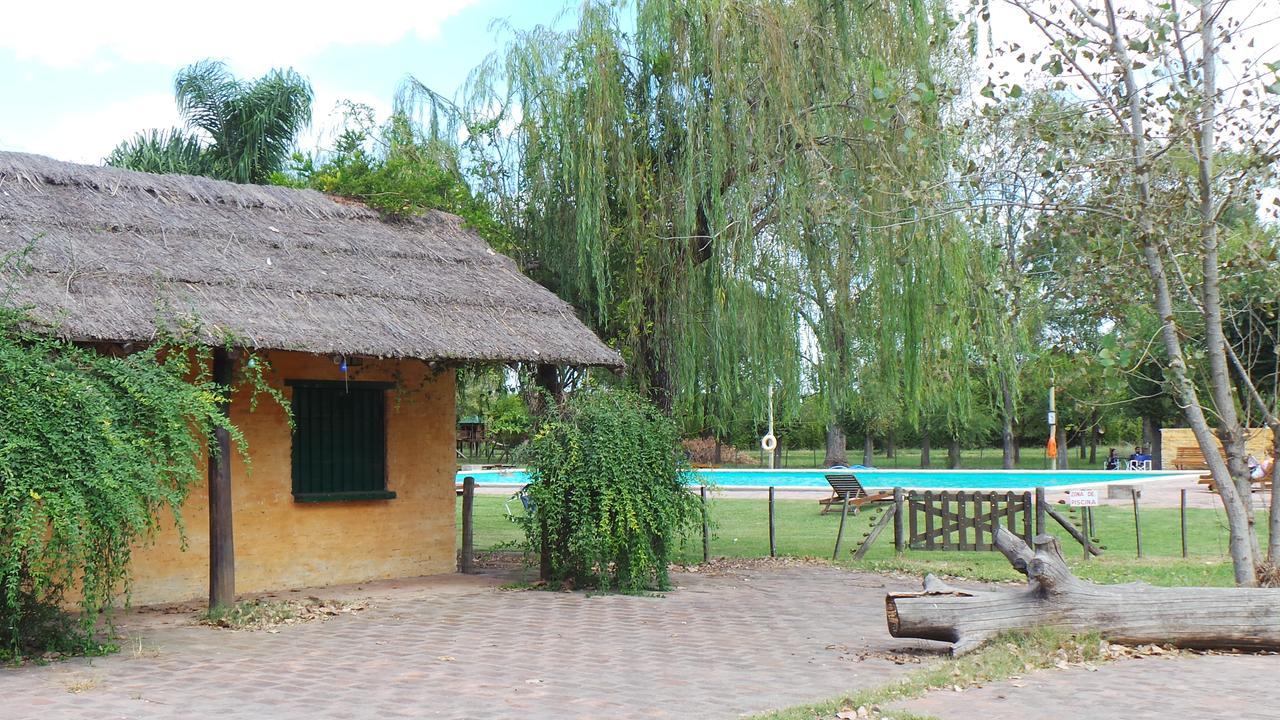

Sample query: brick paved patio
[3,564,1276,720]
[0,565,943,720]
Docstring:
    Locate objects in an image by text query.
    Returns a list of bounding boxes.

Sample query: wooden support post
[893,487,905,555]
[833,491,851,560]
[701,485,710,563]
[853,505,895,561]
[1082,506,1091,562]
[460,476,476,574]
[1181,488,1189,558]
[1035,487,1047,537]
[1132,489,1143,559]
[768,486,776,558]
[208,347,235,610]
[1044,503,1103,556]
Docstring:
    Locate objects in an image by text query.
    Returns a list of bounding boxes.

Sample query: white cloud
[10,92,182,164]
[7,85,396,166]
[1,0,478,72]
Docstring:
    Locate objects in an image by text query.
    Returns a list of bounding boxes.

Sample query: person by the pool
[1129,446,1152,468]
[1104,448,1120,470]
[1249,450,1274,481]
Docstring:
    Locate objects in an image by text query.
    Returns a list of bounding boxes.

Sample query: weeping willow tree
[400,0,980,447]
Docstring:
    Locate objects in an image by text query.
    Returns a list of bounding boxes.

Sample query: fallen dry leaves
[198,596,370,632]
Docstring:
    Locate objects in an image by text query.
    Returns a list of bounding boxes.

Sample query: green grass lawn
[459,493,1259,587]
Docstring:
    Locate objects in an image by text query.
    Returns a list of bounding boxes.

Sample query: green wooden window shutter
[289,381,395,502]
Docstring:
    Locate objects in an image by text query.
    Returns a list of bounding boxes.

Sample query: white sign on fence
[1067,489,1099,507]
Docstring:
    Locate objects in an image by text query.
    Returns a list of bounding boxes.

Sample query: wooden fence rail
[903,490,1034,551]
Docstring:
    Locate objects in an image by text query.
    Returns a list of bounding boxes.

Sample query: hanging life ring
[761,433,778,452]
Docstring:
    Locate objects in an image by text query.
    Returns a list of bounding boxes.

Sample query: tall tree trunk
[824,424,848,467]
[637,293,675,415]
[886,430,896,459]
[531,364,565,417]
[1013,434,1021,464]
[1089,413,1099,465]
[863,434,874,467]
[1142,416,1160,470]
[948,436,961,469]
[921,426,932,468]
[1079,431,1087,460]
[1192,0,1250,506]
[713,434,723,465]
[1001,377,1016,470]
[1191,0,1259,572]
[1104,0,1256,583]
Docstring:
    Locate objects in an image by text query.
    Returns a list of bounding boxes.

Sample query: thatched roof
[0,152,621,367]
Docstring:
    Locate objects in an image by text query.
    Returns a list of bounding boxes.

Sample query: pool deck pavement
[4,563,1277,719]
[0,564,945,720]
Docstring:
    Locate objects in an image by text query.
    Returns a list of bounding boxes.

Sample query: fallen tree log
[885,527,1280,655]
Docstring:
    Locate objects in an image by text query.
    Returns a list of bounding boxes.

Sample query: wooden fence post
[1082,505,1092,562]
[701,485,710,563]
[1180,488,1188,558]
[1132,488,1143,559]
[1035,487,1047,537]
[893,487,905,555]
[1021,491,1033,545]
[768,486,776,558]
[460,476,476,574]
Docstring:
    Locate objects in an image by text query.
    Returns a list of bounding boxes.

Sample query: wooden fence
[904,490,1035,551]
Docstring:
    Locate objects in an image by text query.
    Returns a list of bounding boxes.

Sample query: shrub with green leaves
[521,388,702,590]
[486,392,532,447]
[0,309,240,661]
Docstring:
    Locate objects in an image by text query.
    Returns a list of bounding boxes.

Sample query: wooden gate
[906,490,1033,551]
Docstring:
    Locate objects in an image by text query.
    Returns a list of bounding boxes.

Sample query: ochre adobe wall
[125,351,456,606]
[1160,427,1272,468]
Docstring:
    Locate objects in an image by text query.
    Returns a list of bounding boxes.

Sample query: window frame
[286,379,396,503]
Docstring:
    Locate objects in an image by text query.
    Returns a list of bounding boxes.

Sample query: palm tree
[106,60,312,184]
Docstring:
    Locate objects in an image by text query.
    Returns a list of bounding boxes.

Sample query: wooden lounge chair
[1198,474,1273,494]
[818,473,892,515]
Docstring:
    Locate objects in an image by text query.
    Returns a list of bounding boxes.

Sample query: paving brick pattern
[893,652,1280,720]
[5,566,1275,719]
[0,567,941,720]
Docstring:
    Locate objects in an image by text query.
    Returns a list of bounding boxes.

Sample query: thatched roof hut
[0,151,621,367]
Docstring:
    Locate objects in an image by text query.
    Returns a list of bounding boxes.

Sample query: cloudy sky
[2,1,1275,168]
[0,0,566,164]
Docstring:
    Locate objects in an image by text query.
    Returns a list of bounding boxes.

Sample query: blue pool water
[456,467,1190,490]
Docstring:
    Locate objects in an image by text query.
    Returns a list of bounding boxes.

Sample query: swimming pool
[455,467,1192,490]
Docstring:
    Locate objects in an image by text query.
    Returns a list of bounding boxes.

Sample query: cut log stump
[885,527,1280,655]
